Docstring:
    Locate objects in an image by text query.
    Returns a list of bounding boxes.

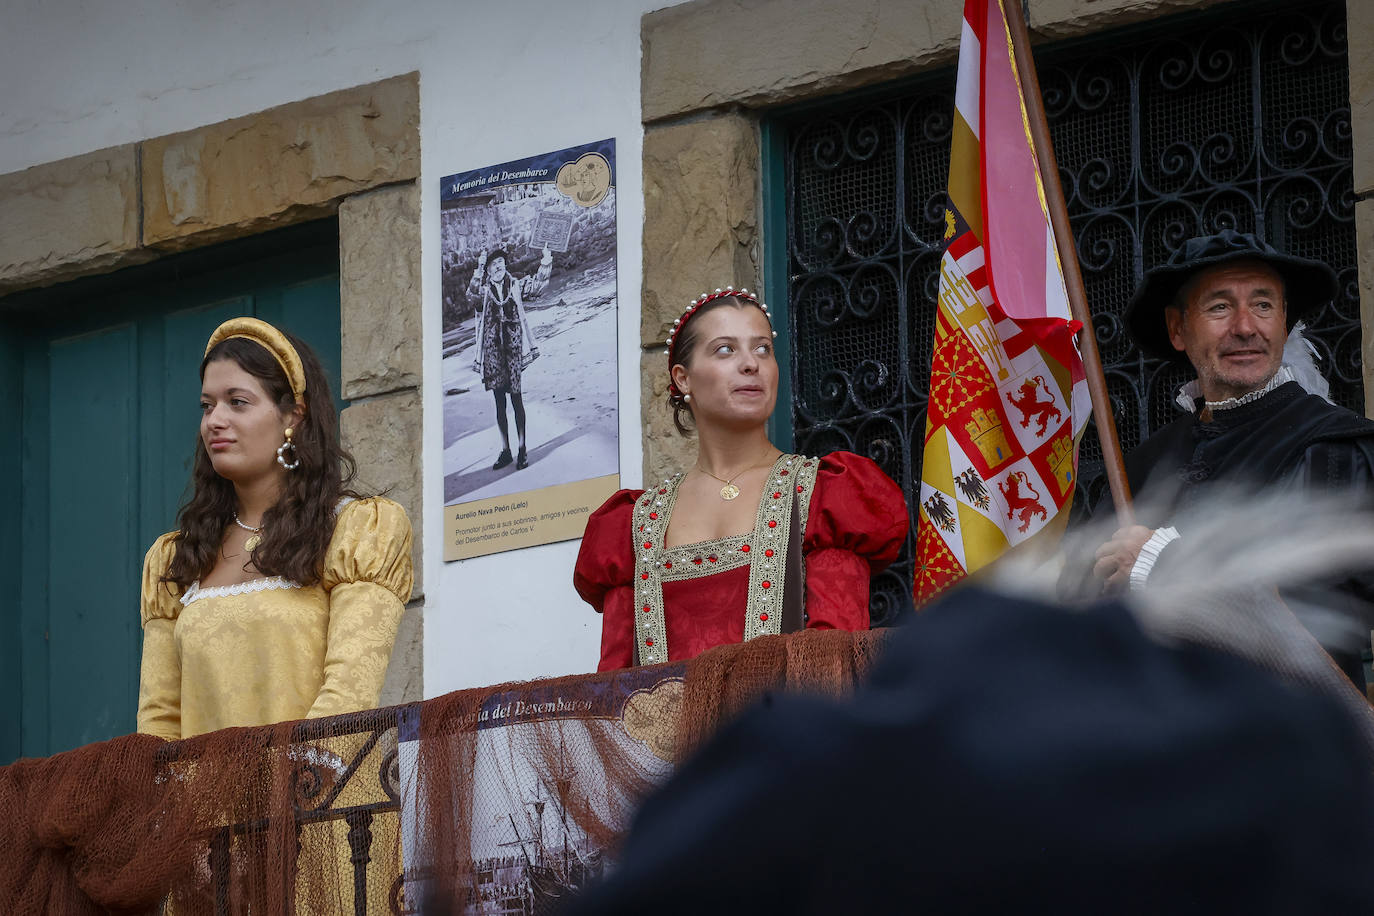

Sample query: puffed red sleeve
[803,452,909,631]
[574,489,644,672]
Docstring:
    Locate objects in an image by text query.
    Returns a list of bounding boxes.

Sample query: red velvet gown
[574,452,908,672]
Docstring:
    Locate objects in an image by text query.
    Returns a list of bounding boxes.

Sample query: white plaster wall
[419,5,657,692]
[0,0,673,695]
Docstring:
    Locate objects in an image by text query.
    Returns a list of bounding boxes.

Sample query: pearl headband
[204,317,307,405]
[665,286,776,399]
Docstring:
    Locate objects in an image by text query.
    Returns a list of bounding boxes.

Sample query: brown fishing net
[0,628,889,916]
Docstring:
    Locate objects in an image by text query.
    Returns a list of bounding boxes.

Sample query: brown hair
[163,332,361,589]
[667,295,760,436]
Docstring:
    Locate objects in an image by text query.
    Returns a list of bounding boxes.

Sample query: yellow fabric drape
[137,497,413,739]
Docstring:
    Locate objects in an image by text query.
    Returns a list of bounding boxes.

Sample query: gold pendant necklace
[696,466,744,500]
[234,513,264,552]
[696,456,774,501]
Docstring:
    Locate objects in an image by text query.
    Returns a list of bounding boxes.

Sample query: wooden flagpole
[1003,0,1134,524]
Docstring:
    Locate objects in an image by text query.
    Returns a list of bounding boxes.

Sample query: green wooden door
[0,325,21,763]
[3,225,342,762]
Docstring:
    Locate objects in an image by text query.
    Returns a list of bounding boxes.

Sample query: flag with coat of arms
[914,0,1092,606]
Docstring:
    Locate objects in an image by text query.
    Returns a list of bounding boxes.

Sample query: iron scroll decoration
[778,0,1359,626]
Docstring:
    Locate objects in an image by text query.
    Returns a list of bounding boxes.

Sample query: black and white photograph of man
[440,141,619,509]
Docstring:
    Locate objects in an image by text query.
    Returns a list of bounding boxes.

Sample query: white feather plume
[1282,322,1332,403]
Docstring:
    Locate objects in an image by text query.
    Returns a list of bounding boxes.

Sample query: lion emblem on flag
[997,470,1047,533]
[1007,375,1062,437]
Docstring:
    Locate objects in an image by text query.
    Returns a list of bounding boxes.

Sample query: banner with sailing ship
[400,664,683,914]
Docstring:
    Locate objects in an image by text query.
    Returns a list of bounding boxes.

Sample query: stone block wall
[0,73,426,703]
[141,77,419,251]
[640,114,761,483]
[336,180,425,705]
[1350,0,1374,410]
[638,0,964,481]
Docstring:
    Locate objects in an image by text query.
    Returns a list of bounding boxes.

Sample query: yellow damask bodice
[136,497,413,740]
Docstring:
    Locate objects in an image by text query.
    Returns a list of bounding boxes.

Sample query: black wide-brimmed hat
[1123,229,1338,360]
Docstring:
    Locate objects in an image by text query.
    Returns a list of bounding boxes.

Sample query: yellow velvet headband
[203,317,307,405]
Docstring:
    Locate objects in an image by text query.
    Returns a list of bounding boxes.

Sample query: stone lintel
[642,0,962,123]
[341,387,424,598]
[339,182,422,400]
[0,144,146,296]
[141,73,420,248]
[1027,0,1230,40]
[0,74,421,295]
[146,201,346,255]
[641,0,1239,124]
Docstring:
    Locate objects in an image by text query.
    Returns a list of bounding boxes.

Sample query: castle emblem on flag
[964,407,1011,469]
[914,0,1091,608]
[1048,435,1076,496]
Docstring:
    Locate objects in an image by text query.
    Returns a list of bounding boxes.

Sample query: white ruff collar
[1174,325,1332,414]
[1175,367,1292,414]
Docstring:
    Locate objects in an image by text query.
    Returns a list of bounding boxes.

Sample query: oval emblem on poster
[555,152,613,207]
[620,677,683,762]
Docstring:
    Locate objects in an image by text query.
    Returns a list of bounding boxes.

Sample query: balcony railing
[3,628,883,916]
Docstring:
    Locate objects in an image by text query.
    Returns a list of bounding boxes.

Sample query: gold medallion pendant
[234,513,263,552]
[697,456,779,502]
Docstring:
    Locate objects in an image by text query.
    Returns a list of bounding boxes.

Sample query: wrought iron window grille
[774,0,1357,624]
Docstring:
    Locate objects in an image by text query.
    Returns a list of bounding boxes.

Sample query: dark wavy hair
[163,331,360,590]
[668,295,761,436]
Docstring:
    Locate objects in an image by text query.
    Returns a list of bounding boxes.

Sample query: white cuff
[1129,527,1180,591]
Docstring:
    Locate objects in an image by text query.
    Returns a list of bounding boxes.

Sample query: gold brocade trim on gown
[631,455,820,663]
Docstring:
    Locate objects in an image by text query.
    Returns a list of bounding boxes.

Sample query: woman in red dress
[574,287,909,671]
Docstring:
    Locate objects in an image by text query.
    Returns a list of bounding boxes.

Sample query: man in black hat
[1093,229,1374,682]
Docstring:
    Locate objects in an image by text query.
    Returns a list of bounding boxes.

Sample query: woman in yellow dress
[136,317,413,739]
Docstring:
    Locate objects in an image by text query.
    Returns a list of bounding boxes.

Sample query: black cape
[1127,381,1374,523]
[1124,381,1374,682]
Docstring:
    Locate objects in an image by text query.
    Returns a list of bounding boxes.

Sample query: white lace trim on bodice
[175,498,354,606]
[180,576,302,606]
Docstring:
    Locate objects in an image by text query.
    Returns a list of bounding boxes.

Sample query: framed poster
[440,140,620,561]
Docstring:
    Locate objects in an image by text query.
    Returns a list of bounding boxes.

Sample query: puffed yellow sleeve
[309,498,414,718]
[136,533,184,740]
